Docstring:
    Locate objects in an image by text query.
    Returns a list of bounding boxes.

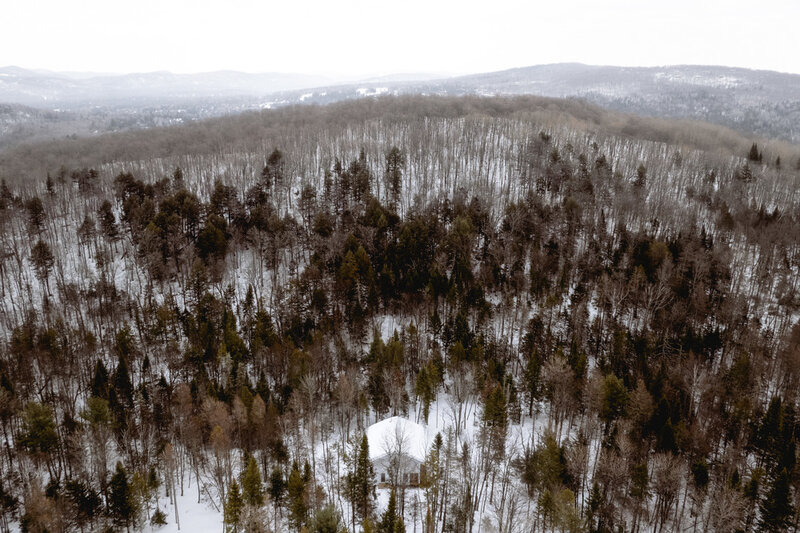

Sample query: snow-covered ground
[141,489,223,533]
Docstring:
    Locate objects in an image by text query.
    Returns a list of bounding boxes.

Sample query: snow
[367,416,428,463]
[356,87,389,97]
[141,488,223,533]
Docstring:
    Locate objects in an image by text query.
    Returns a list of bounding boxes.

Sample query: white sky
[3,0,799,77]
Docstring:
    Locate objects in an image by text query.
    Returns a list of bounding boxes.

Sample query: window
[410,472,419,485]
[381,472,386,483]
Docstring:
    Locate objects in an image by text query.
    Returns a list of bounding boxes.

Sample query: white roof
[366,416,427,463]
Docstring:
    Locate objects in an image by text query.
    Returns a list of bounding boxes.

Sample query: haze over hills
[275,63,800,143]
[1,63,800,150]
[0,66,335,104]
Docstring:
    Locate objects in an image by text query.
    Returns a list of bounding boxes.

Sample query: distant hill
[1,63,800,145]
[0,66,333,105]
[269,64,800,143]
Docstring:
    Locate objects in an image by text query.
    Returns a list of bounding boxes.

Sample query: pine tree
[346,434,376,526]
[90,360,109,400]
[224,479,243,532]
[385,146,405,208]
[30,239,55,286]
[269,465,286,507]
[379,489,405,533]
[98,200,119,241]
[600,373,628,424]
[310,504,343,533]
[25,196,46,233]
[109,462,136,531]
[362,516,376,533]
[748,142,762,162]
[634,163,647,188]
[241,456,264,507]
[482,383,508,459]
[287,461,308,531]
[759,468,795,531]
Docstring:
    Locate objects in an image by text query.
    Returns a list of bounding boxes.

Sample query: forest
[0,95,798,532]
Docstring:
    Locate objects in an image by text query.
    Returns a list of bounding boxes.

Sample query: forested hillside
[0,95,799,532]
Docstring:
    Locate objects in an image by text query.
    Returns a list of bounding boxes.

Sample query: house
[367,416,427,487]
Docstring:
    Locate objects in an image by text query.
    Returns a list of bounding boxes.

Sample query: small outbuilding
[367,416,427,487]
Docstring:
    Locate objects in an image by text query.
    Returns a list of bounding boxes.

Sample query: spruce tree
[224,479,243,532]
[759,468,795,531]
[310,504,343,533]
[748,142,761,162]
[269,465,286,507]
[346,434,376,526]
[287,461,308,531]
[109,462,136,531]
[379,489,405,533]
[362,516,376,533]
[241,456,264,507]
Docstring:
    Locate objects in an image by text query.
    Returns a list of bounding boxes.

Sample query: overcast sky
[3,0,799,77]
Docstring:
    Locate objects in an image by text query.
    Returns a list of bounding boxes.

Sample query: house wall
[373,454,422,487]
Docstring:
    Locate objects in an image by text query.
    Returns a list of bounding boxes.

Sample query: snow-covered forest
[0,95,799,532]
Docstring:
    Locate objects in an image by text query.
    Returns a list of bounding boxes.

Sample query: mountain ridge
[1,63,799,146]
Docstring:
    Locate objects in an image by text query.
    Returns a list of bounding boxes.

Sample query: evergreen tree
[25,196,46,233]
[482,383,508,459]
[90,359,109,400]
[287,461,308,531]
[109,462,136,531]
[759,468,795,531]
[98,200,119,240]
[385,146,405,208]
[65,479,102,531]
[30,239,55,286]
[241,456,265,507]
[18,402,59,466]
[346,434,376,526]
[379,489,405,533]
[310,504,343,533]
[748,142,762,162]
[634,163,647,188]
[224,479,243,532]
[362,516,377,533]
[600,373,628,424]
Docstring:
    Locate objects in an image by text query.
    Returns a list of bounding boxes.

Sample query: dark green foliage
[98,200,119,240]
[30,239,55,284]
[269,465,286,506]
[690,458,709,490]
[224,479,243,531]
[520,432,572,498]
[346,434,375,525]
[18,402,58,457]
[600,374,628,424]
[241,456,264,507]
[25,196,45,232]
[90,359,109,400]
[310,504,344,533]
[748,142,762,162]
[759,468,794,531]
[287,461,308,530]
[109,462,136,529]
[151,507,167,526]
[385,146,405,207]
[197,214,229,262]
[379,489,405,533]
[65,479,102,529]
